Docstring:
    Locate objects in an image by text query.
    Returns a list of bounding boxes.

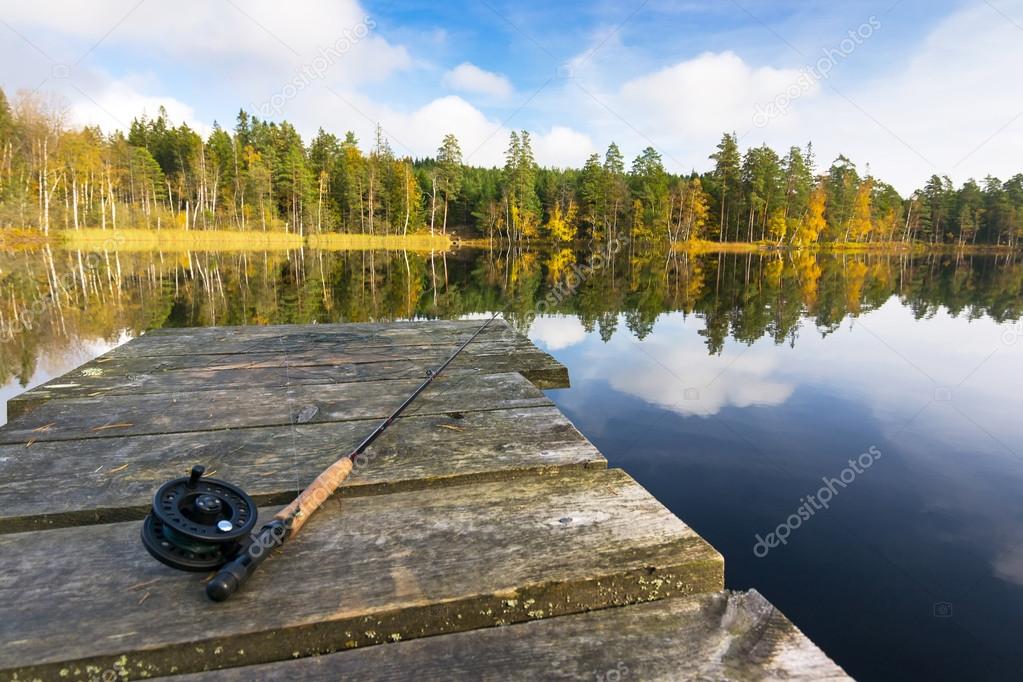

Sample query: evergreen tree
[436,133,463,234]
[709,132,741,240]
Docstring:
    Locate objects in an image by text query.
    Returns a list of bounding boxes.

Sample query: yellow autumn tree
[511,204,540,239]
[794,252,822,306]
[546,200,578,241]
[681,257,704,310]
[845,260,869,312]
[795,184,827,246]
[509,250,537,286]
[849,178,873,242]
[546,248,576,285]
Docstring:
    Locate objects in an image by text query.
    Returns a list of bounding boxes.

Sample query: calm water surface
[2,246,1022,680]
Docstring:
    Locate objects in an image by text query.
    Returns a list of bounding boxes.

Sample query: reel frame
[140,465,258,572]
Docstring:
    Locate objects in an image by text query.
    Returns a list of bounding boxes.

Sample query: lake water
[2,246,1022,680]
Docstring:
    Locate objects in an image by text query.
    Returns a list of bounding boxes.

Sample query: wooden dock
[0,319,849,681]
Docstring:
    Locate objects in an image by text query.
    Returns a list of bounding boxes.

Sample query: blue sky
[1,0,1020,192]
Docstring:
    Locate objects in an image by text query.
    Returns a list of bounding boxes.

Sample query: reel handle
[206,519,289,602]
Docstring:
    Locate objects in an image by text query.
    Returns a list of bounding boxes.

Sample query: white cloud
[575,316,794,417]
[532,126,596,168]
[993,535,1023,586]
[290,89,593,168]
[69,78,207,135]
[292,91,509,165]
[442,63,513,99]
[605,344,794,417]
[0,0,411,134]
[1,0,592,170]
[1,0,410,80]
[619,51,812,137]
[530,316,587,351]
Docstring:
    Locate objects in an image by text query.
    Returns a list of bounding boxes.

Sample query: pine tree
[603,142,626,242]
[824,156,859,241]
[709,132,740,240]
[436,134,463,235]
[629,147,668,240]
[782,145,813,236]
[502,130,539,240]
[577,153,605,239]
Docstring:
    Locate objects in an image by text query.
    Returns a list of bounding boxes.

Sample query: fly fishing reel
[141,465,257,571]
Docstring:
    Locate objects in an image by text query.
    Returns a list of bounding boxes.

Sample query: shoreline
[1,228,1018,255]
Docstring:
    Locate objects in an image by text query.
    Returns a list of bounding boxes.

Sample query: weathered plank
[0,469,724,681]
[0,372,549,445]
[142,318,510,341]
[0,406,605,533]
[24,342,560,381]
[108,334,542,362]
[108,319,523,358]
[6,346,567,420]
[168,590,850,681]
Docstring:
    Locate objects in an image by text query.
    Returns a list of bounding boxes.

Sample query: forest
[1,86,1022,248]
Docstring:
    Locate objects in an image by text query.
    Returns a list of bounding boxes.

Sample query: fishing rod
[141,313,500,602]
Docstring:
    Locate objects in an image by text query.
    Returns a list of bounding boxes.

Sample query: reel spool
[141,465,257,571]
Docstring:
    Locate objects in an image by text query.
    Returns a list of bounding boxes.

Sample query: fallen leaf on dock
[31,422,56,433]
[24,439,36,448]
[107,464,129,474]
[137,592,150,605]
[90,422,133,432]
[438,424,465,432]
[127,579,159,592]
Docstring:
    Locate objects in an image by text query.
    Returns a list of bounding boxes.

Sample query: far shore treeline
[1,87,1021,248]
